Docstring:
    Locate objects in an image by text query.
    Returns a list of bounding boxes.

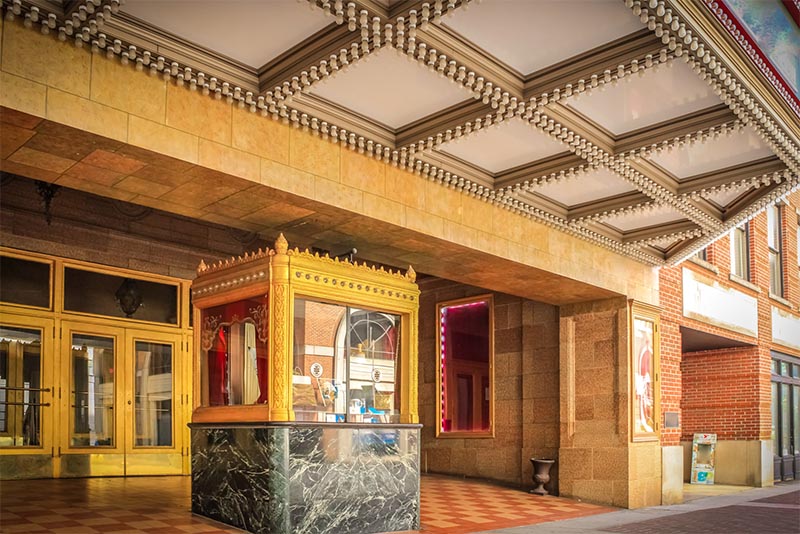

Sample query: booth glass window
[436,296,493,436]
[200,299,268,407]
[292,298,401,423]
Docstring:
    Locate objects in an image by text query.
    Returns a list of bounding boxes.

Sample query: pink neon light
[440,307,447,432]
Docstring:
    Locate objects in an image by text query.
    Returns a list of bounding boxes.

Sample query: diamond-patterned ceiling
[5,0,798,266]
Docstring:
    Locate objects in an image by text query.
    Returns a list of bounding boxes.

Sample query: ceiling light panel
[122,0,332,68]
[308,47,473,129]
[534,166,636,207]
[444,0,642,75]
[437,117,567,174]
[648,125,774,180]
[703,187,750,209]
[602,205,686,233]
[565,60,720,135]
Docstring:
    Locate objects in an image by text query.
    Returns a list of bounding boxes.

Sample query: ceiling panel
[308,47,473,129]
[534,166,636,207]
[122,0,332,68]
[704,186,751,209]
[602,205,686,233]
[648,126,773,179]
[437,117,566,173]
[444,0,642,75]
[9,0,793,266]
[565,60,720,135]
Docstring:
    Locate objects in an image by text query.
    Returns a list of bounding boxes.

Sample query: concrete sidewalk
[481,481,800,534]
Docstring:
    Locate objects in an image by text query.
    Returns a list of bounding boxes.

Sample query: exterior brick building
[659,191,800,486]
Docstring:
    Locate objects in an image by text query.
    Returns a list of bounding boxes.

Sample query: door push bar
[0,386,51,392]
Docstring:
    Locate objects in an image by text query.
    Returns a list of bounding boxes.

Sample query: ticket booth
[189,234,420,534]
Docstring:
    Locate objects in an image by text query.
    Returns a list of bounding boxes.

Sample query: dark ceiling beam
[258,23,360,95]
[104,13,259,92]
[495,152,586,190]
[415,150,494,188]
[565,192,654,222]
[290,93,397,148]
[395,98,492,149]
[524,29,663,100]
[615,104,736,155]
[621,219,701,244]
[674,156,787,195]
[415,23,524,98]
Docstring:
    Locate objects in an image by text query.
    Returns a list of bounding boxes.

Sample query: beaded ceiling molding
[5,0,799,266]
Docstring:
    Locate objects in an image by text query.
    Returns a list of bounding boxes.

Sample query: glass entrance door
[0,316,55,479]
[60,322,184,476]
[772,355,800,481]
[125,330,183,475]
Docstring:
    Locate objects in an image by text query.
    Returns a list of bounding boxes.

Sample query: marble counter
[190,422,421,534]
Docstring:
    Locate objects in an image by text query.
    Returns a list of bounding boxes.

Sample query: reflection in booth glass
[292,298,401,423]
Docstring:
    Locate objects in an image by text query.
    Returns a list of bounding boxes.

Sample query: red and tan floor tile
[417,475,613,533]
[1,474,613,534]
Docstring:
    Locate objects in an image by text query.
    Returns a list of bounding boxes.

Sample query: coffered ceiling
[7,0,800,265]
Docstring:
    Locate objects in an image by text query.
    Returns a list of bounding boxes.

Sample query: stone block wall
[558,298,660,508]
[417,278,560,491]
[1,174,268,279]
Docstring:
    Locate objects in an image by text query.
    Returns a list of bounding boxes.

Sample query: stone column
[558,298,662,509]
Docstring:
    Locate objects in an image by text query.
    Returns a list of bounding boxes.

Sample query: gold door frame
[1,247,194,479]
[0,314,56,478]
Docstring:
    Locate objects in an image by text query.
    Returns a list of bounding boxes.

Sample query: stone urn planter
[530,458,555,496]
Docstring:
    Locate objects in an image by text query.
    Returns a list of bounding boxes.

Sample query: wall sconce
[115,278,143,317]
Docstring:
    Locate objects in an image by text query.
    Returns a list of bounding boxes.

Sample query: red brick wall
[659,192,800,446]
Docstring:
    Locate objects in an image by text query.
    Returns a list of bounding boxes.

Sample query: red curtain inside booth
[202,297,269,405]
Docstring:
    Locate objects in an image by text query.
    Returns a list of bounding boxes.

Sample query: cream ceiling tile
[437,117,566,173]
[308,47,472,129]
[122,0,332,68]
[648,126,773,179]
[704,187,751,208]
[444,0,642,75]
[534,166,636,207]
[602,205,685,233]
[565,60,720,135]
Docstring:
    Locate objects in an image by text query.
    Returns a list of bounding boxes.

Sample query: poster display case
[189,234,420,534]
[630,301,660,442]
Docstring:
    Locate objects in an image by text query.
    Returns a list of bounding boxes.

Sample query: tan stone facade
[417,279,560,491]
[0,18,658,306]
[0,15,674,509]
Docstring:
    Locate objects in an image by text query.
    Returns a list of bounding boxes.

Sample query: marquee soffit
[6,0,799,266]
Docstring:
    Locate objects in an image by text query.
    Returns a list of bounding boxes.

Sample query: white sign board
[772,306,800,351]
[682,268,758,338]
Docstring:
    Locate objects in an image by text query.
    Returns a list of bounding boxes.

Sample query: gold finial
[407,265,416,282]
[198,259,208,273]
[275,233,289,254]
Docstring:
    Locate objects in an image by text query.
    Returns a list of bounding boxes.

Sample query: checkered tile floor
[0,475,612,533]
[416,475,613,533]
[0,477,242,533]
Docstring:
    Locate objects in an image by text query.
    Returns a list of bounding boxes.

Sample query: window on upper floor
[695,248,708,262]
[767,204,783,297]
[731,223,750,281]
[796,212,799,268]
